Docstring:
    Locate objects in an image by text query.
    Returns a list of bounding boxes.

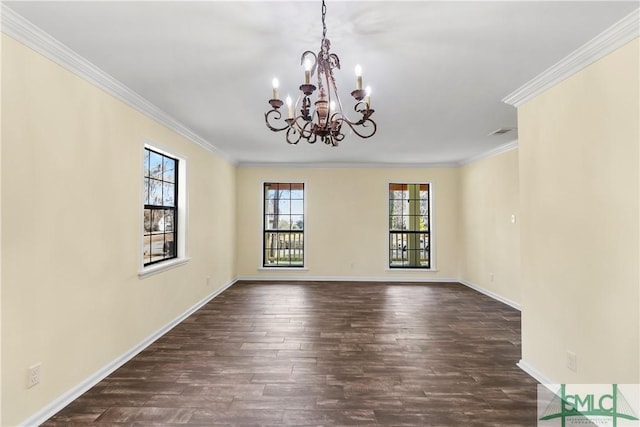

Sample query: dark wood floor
[42,281,538,426]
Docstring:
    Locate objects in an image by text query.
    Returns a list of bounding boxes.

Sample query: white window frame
[259,181,308,270]
[138,141,189,278]
[386,181,437,271]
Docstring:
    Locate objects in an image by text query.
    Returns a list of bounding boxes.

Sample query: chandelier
[265,0,377,147]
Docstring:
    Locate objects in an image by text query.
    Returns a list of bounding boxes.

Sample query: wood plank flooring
[42,281,539,426]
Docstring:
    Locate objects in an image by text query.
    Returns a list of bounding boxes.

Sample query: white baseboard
[236,275,459,283]
[18,278,237,427]
[236,276,522,311]
[458,279,521,311]
[517,359,555,387]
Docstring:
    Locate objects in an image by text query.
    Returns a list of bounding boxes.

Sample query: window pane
[291,215,303,230]
[149,179,162,205]
[408,214,421,231]
[278,215,292,230]
[264,232,278,265]
[149,233,165,258]
[163,157,175,183]
[149,151,163,179]
[278,199,290,215]
[151,210,164,232]
[420,188,429,200]
[389,183,407,196]
[144,209,152,232]
[265,186,277,201]
[143,234,152,263]
[420,215,429,231]
[144,149,150,177]
[291,183,304,199]
[390,215,404,230]
[291,199,304,215]
[164,232,175,257]
[143,178,149,205]
[265,199,275,215]
[278,188,291,201]
[163,209,174,232]
[264,215,275,230]
[163,182,175,207]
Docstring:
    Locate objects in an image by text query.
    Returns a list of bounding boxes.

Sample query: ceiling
[5,1,638,166]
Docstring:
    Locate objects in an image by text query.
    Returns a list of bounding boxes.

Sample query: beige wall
[236,167,460,280]
[518,38,639,383]
[1,35,236,426]
[459,149,521,306]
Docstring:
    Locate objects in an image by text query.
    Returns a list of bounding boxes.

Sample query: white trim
[517,359,555,386]
[236,275,459,283]
[238,161,460,169]
[139,141,189,276]
[503,8,640,107]
[0,4,235,164]
[458,140,519,166]
[260,181,308,269]
[18,278,238,427]
[138,257,190,279]
[458,279,521,311]
[387,181,436,270]
[234,277,522,313]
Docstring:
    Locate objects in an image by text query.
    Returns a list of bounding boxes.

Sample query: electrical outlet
[27,363,41,388]
[567,350,577,372]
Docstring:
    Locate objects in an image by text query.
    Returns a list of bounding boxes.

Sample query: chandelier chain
[321,0,327,44]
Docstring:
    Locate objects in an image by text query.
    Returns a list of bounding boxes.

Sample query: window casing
[143,147,178,266]
[263,183,304,267]
[389,183,431,268]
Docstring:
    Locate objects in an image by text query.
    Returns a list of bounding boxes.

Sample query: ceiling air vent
[487,128,513,136]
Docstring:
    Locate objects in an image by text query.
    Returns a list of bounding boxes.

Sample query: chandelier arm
[304,121,317,144]
[265,109,291,132]
[301,119,315,139]
[336,116,377,139]
[285,125,303,145]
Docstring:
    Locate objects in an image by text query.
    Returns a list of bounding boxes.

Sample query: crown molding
[236,161,460,169]
[503,8,639,107]
[458,140,519,167]
[1,4,236,165]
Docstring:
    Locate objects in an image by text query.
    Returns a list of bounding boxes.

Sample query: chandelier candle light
[265,0,377,147]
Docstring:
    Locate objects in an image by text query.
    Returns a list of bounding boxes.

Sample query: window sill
[385,268,439,272]
[258,267,309,271]
[138,257,190,279]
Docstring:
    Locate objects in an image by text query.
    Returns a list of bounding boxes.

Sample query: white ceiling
[5,1,638,165]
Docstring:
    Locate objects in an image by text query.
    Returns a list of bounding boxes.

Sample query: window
[143,147,178,266]
[263,183,304,267]
[389,183,431,268]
